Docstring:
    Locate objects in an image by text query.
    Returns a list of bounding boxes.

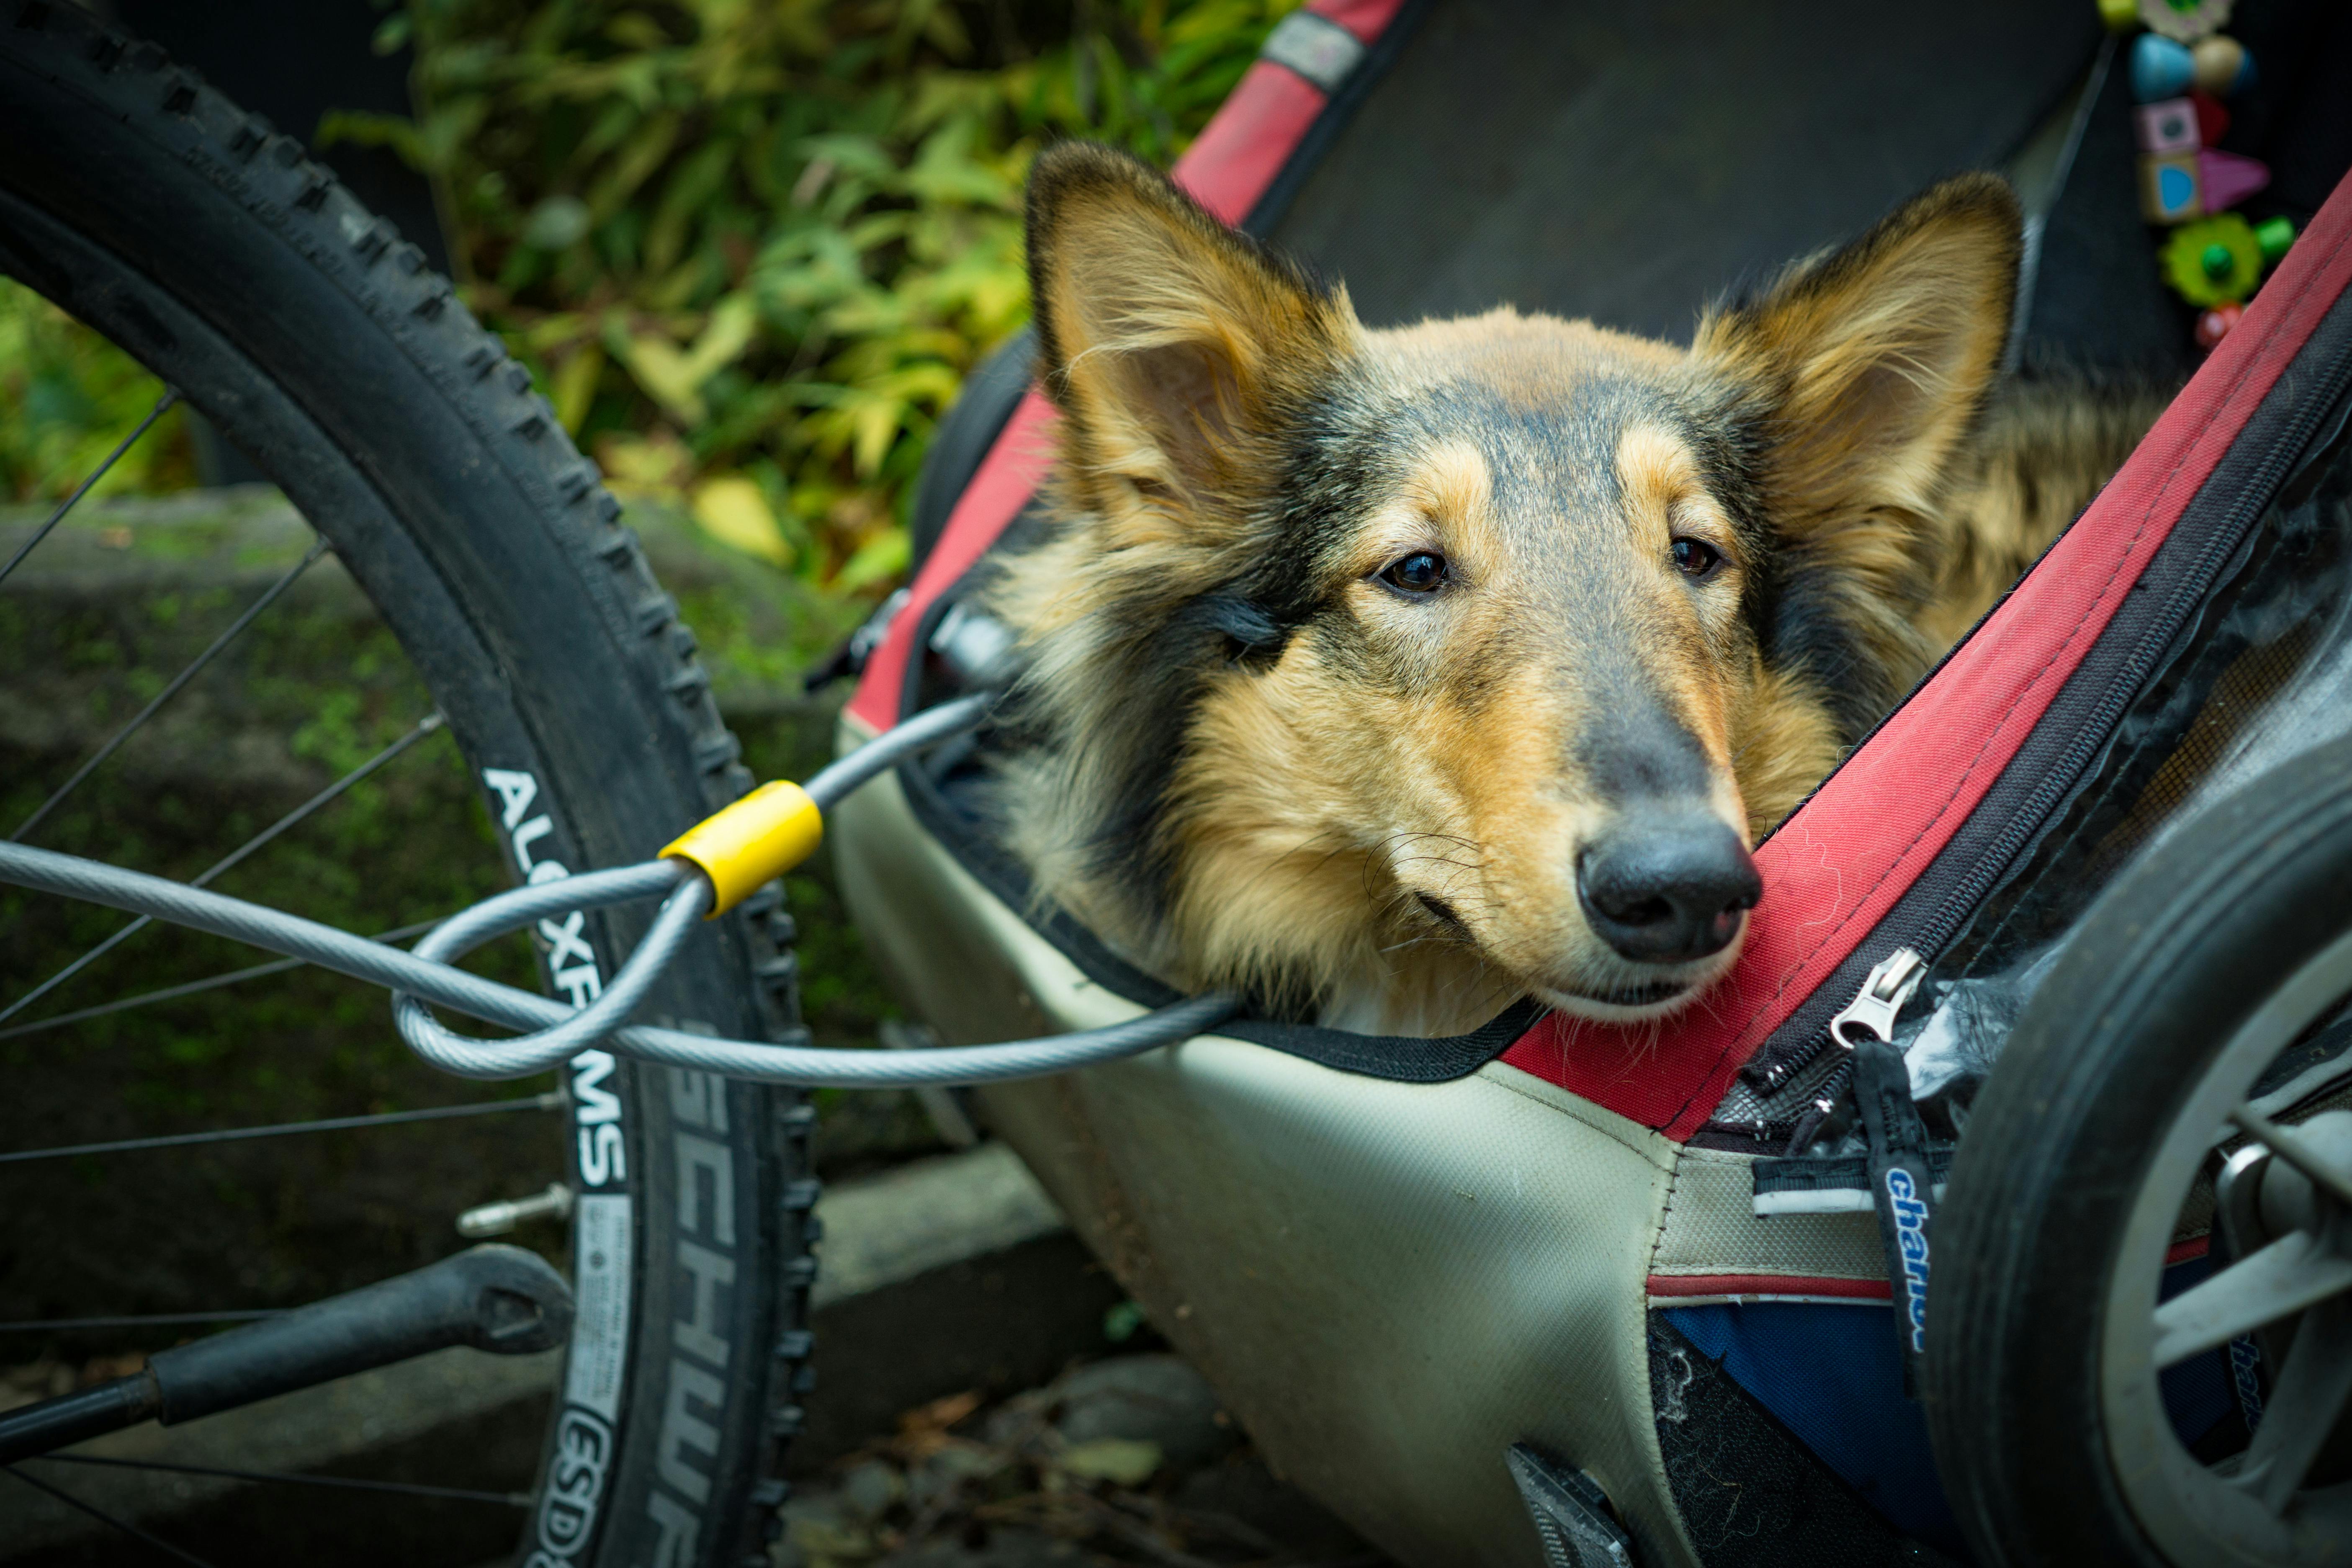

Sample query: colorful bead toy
[2190,89,2230,145]
[2256,214,2297,265]
[2139,152,2205,224]
[2138,0,2233,44]
[2162,215,2264,306]
[2106,0,2291,350]
[2194,301,2244,350]
[2191,33,2253,95]
[2134,98,2200,155]
[2130,33,2196,100]
[2199,147,2270,211]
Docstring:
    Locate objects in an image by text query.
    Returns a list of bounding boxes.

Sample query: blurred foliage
[3,2,1292,598]
[0,281,198,505]
[343,0,1299,597]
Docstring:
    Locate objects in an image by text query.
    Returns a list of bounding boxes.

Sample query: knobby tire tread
[0,5,816,1564]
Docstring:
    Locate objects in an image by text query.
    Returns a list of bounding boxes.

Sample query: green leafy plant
[0,281,196,504]
[358,0,1298,597]
[2,3,1292,595]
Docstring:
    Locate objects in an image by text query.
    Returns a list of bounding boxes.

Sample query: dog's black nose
[1577,817,1761,964]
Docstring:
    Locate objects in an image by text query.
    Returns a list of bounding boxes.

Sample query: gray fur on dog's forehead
[1329,368,1688,528]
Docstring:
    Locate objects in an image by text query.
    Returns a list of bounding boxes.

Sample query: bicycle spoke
[2,1462,220,1568]
[0,918,443,1043]
[1,1311,280,1334]
[28,1452,531,1508]
[0,388,180,591]
[2153,1230,2352,1367]
[0,711,447,1025]
[11,534,332,844]
[2232,1295,2352,1512]
[2231,1101,2352,1212]
[0,1090,563,1165]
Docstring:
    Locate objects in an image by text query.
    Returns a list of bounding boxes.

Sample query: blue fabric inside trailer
[1669,1261,2236,1563]
[1665,1303,1961,1557]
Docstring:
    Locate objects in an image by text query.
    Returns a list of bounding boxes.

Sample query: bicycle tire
[1924,731,2352,1566]
[0,7,814,1565]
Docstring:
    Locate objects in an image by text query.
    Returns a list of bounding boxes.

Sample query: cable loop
[0,695,1241,1087]
[391,861,708,1078]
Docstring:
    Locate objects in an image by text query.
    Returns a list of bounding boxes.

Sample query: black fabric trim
[1689,1123,1793,1156]
[892,557,1539,1085]
[1724,283,2352,1120]
[1752,1148,1956,1197]
[1647,1316,1959,1568]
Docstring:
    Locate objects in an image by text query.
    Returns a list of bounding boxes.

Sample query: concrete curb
[1,1142,1075,1559]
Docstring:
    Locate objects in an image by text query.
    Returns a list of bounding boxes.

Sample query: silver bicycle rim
[2100,924,2352,1565]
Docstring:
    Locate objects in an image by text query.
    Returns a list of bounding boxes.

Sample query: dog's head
[1006,142,2019,1025]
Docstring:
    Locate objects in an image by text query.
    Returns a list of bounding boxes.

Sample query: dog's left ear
[1693,174,2021,530]
[1025,141,1358,534]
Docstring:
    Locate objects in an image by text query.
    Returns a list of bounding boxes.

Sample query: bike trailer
[830,3,2352,1563]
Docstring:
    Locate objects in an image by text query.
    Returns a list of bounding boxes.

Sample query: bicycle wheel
[1925,729,2352,1567]
[0,7,813,1565]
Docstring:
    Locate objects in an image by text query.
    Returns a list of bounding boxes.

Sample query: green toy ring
[2164,214,2264,306]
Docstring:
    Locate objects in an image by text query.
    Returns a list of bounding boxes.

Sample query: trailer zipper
[1738,323,2352,1107]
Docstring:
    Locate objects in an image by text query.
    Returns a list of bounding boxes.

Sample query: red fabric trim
[1648,1246,2208,1305]
[846,392,1057,731]
[1505,164,2352,1138]
[1310,0,1412,44]
[1173,62,1329,226]
[1648,1274,1892,1302]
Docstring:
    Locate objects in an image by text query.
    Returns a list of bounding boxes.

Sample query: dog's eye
[1670,537,1724,579]
[1379,551,1449,595]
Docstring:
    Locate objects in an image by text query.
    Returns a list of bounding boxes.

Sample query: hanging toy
[2190,89,2229,146]
[2194,301,2243,352]
[2131,34,2197,100]
[2133,98,2269,224]
[2162,215,2264,306]
[2255,215,2298,266]
[2191,33,2254,95]
[2133,96,2204,221]
[2138,0,2232,44]
[2102,0,2290,352]
[2200,147,2270,210]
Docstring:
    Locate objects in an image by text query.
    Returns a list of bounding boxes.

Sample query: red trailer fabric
[1500,163,2352,1139]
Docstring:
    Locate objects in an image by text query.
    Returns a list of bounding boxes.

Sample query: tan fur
[1921,379,2174,648]
[989,147,2152,1038]
[1726,662,1850,840]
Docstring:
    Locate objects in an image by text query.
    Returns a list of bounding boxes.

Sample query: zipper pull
[1829,946,1927,1050]
[1826,945,1938,1398]
[1785,947,1929,1142]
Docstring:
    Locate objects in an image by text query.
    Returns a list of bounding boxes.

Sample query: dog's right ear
[1026,142,1356,534]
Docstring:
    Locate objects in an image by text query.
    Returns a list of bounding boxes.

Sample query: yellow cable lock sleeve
[659,780,823,917]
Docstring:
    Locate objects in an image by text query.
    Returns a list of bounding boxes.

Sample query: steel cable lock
[0,692,1239,1086]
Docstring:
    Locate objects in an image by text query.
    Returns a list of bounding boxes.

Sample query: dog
[983,142,2162,1038]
